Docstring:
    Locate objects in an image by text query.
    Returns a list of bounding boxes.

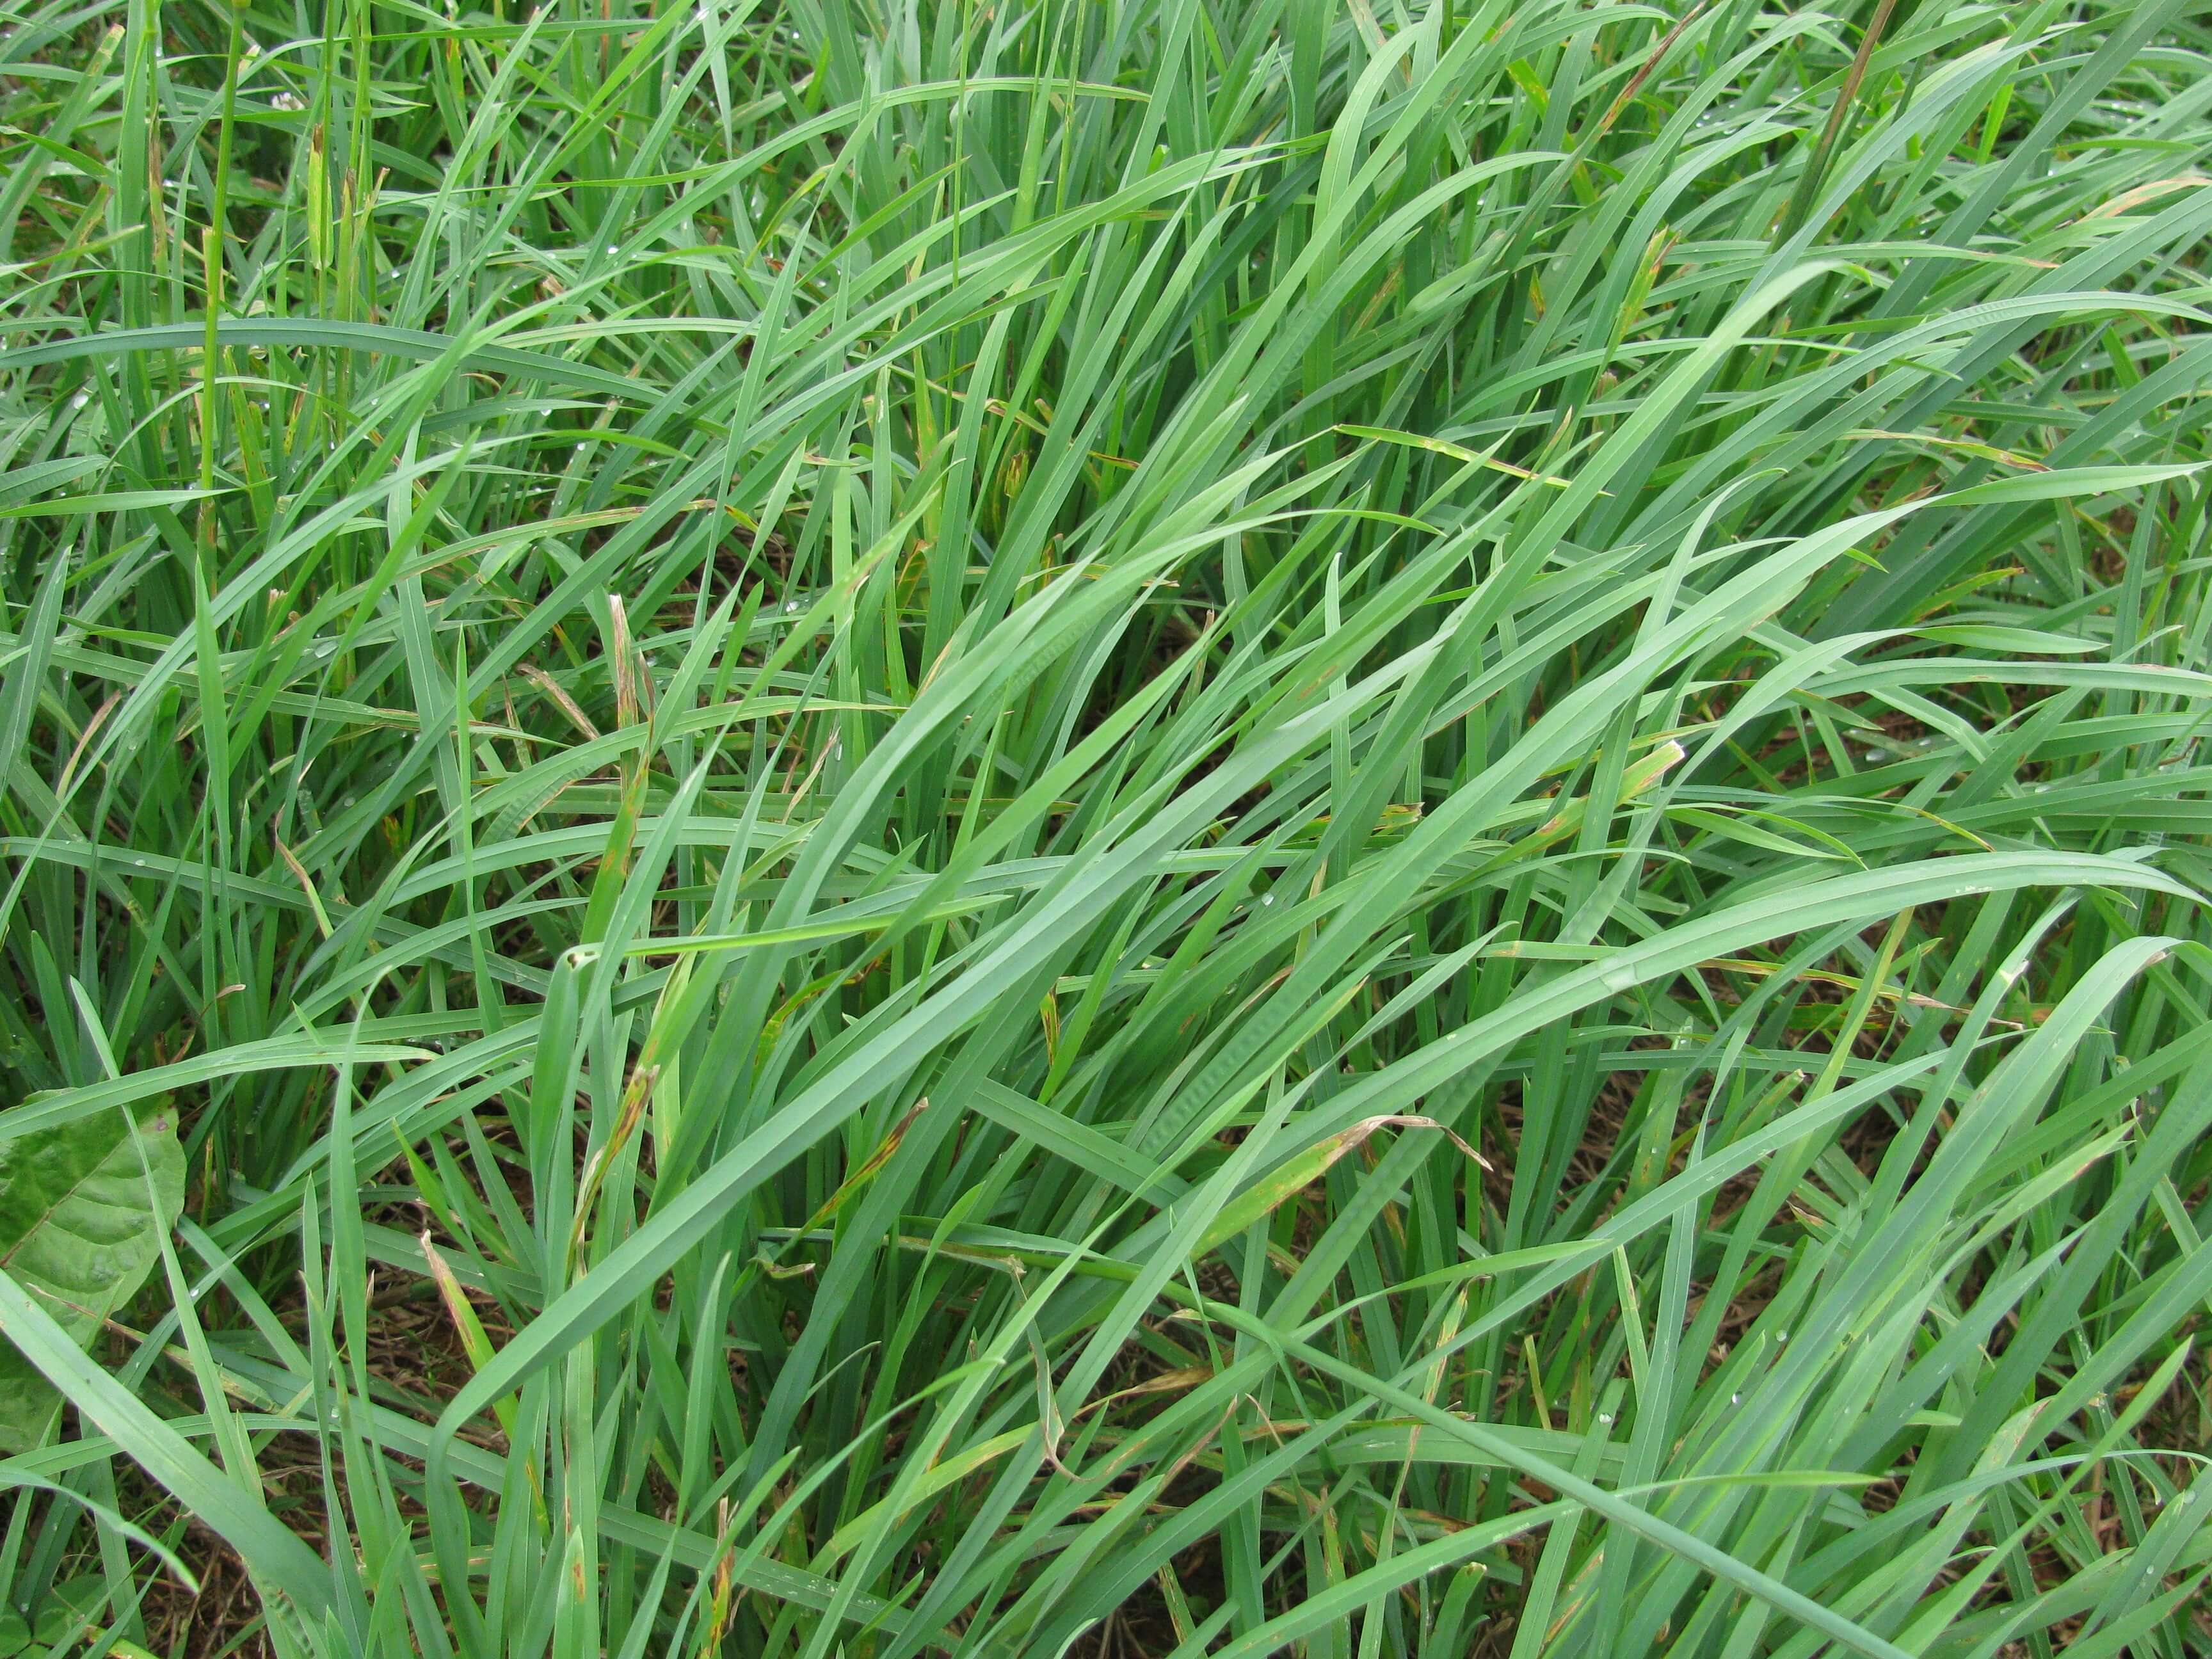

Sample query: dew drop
[1600,962,1639,994]
[1729,1392,1742,1406]
[1260,893,1273,906]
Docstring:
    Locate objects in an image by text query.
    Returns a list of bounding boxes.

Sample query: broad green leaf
[0,1103,184,1452]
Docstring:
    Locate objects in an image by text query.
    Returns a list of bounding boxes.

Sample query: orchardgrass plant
[1,0,2211,1655]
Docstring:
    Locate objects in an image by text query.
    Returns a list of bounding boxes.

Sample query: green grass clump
[4,0,2212,1653]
